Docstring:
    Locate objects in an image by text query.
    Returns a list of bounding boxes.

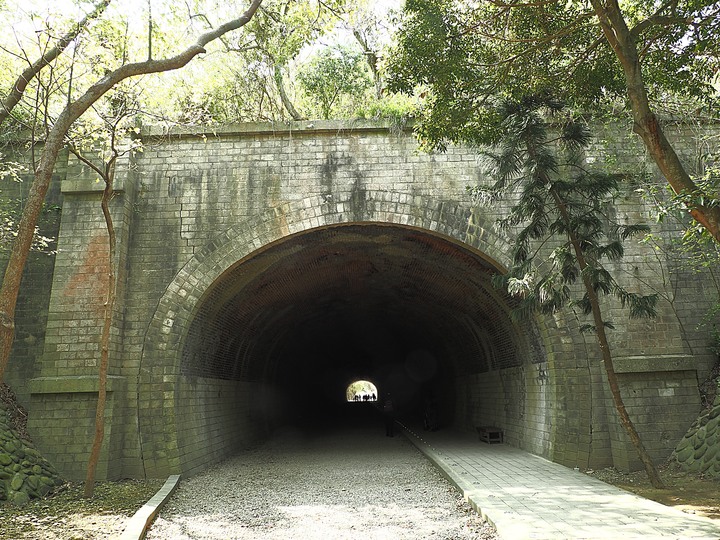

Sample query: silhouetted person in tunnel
[423,394,439,432]
[383,393,395,437]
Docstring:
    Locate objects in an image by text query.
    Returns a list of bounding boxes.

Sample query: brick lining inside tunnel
[182,224,538,380]
[170,223,548,475]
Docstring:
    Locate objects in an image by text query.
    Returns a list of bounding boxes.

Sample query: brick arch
[137,190,589,477]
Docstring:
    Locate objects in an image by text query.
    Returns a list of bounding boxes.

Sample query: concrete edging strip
[118,474,181,540]
[399,424,497,529]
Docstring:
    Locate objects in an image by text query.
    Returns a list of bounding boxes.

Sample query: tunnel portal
[174,223,544,473]
[21,122,712,482]
[17,121,714,483]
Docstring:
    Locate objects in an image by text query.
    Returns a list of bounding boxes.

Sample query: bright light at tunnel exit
[346,380,378,402]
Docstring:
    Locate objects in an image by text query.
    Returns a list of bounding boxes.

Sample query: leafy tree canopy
[297,44,372,119]
[387,0,720,150]
[0,0,362,129]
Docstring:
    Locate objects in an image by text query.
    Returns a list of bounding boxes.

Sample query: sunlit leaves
[636,156,720,278]
[0,0,350,132]
[0,218,55,254]
[387,0,720,150]
[0,156,25,182]
[253,0,347,64]
[297,44,372,119]
[0,187,56,255]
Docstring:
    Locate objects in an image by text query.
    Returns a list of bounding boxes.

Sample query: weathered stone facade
[3,120,718,481]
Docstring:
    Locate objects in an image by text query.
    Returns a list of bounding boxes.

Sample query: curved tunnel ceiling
[181,224,543,405]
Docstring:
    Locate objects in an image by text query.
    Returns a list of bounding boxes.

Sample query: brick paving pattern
[402,425,720,539]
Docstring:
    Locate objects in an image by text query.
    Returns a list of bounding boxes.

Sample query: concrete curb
[117,475,181,540]
[399,424,498,530]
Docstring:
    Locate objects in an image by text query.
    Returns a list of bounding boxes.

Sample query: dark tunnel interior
[181,223,535,435]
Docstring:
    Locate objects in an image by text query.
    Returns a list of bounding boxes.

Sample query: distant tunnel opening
[346,381,378,402]
[177,223,546,473]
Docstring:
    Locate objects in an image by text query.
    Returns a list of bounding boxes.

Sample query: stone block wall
[26,376,126,479]
[1,146,64,406]
[18,149,137,480]
[3,120,718,480]
[605,358,703,470]
[175,378,266,477]
[591,121,719,380]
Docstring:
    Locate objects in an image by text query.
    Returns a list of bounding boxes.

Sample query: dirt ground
[1,480,164,539]
[588,464,720,520]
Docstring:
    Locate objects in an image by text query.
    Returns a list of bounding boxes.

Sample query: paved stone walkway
[400,424,720,539]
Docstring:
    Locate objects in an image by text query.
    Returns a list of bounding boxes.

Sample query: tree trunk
[352,29,382,100]
[580,259,665,489]
[83,160,116,499]
[590,0,720,243]
[551,187,665,489]
[0,0,263,385]
[274,65,303,121]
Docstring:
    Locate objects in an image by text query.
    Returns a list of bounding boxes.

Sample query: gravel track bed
[146,421,497,540]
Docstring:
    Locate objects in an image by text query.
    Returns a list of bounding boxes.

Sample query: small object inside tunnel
[477,426,504,444]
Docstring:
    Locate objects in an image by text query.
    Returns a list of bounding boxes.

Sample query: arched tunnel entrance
[171,223,548,475]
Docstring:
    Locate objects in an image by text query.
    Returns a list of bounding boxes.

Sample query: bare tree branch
[0,0,112,128]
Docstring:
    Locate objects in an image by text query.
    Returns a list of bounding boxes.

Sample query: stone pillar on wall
[26,150,136,481]
[2,147,65,406]
[602,355,702,471]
